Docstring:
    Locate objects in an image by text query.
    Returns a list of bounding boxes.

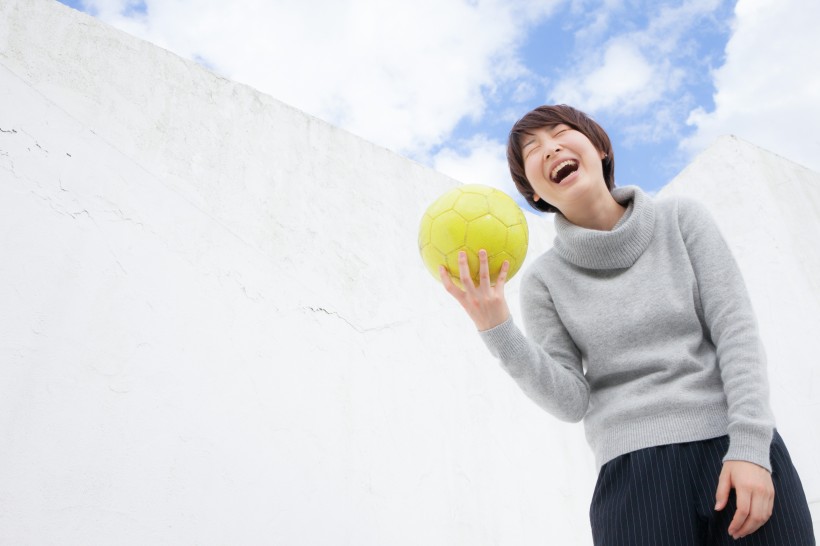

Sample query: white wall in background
[660,136,820,528]
[0,1,816,544]
[1,1,592,545]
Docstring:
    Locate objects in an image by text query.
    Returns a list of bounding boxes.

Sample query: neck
[552,185,655,269]
[561,186,627,231]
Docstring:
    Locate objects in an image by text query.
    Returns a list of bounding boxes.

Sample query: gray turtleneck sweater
[479,186,774,471]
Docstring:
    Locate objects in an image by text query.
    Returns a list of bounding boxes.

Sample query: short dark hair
[507,105,615,213]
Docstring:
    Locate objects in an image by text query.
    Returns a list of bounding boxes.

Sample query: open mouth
[550,160,579,184]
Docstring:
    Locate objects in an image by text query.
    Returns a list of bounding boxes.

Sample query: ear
[600,150,608,160]
[533,194,540,202]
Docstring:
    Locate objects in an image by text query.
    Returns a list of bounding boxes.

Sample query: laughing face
[520,124,607,212]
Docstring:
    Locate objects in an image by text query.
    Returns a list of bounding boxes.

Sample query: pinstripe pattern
[590,431,815,545]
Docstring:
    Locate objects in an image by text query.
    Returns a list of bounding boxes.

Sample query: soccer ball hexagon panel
[418,184,529,288]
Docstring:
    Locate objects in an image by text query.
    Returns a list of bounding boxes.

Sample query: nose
[543,145,561,161]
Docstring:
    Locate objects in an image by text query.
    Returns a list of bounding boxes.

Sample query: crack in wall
[0,149,12,173]
[15,127,49,154]
[68,209,91,220]
[0,160,20,178]
[306,306,407,334]
[103,206,146,229]
[27,189,92,221]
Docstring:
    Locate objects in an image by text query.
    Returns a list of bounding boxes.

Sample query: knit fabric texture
[479,186,775,470]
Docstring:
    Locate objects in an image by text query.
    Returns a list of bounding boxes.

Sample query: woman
[439,105,815,545]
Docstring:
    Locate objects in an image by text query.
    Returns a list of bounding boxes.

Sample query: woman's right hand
[439,249,511,331]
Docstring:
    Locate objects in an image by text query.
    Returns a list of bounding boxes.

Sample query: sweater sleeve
[478,268,589,422]
[676,198,774,471]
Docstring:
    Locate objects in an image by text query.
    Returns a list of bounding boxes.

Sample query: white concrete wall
[1,1,594,545]
[0,1,817,544]
[659,136,820,528]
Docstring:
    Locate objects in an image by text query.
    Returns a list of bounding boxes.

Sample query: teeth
[550,160,577,182]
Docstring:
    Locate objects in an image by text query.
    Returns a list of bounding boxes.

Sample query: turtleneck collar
[552,185,656,270]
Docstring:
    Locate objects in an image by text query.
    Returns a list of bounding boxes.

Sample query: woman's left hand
[714,460,775,539]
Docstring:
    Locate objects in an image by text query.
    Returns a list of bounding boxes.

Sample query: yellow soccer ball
[418,184,528,288]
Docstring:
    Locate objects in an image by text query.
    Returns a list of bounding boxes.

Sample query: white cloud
[80,0,563,158]
[621,105,681,145]
[511,80,538,103]
[682,0,820,172]
[432,135,518,196]
[639,0,722,55]
[548,0,722,129]
[550,40,657,113]
[569,0,624,43]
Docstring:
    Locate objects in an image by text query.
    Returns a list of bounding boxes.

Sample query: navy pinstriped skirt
[590,430,815,545]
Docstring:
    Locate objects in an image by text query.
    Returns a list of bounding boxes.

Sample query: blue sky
[438,0,734,192]
[55,0,820,210]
